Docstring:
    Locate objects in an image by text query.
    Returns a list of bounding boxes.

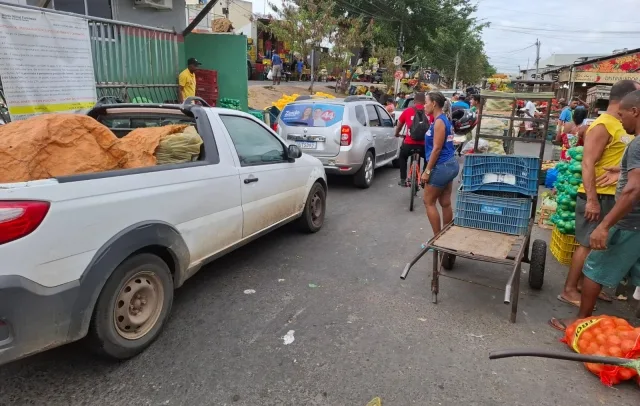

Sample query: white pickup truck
[0,100,327,365]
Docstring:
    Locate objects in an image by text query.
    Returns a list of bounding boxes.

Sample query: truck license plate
[297,141,316,149]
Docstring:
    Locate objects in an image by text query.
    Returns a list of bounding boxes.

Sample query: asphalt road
[1,148,638,405]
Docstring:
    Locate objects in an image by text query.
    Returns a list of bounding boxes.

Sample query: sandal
[548,317,570,332]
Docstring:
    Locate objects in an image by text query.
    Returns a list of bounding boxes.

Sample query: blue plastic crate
[462,154,540,196]
[454,188,532,235]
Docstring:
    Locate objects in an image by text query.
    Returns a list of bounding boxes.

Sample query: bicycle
[407,148,422,211]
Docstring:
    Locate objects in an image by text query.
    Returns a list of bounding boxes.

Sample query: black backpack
[409,107,429,142]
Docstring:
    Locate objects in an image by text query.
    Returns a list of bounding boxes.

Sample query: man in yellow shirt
[178,57,201,102]
[555,80,640,315]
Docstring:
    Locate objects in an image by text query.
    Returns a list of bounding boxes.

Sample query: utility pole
[452,51,460,91]
[223,0,230,18]
[397,21,404,57]
[534,39,541,77]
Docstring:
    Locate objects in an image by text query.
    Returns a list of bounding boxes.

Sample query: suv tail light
[272,122,278,132]
[340,125,352,146]
[0,201,50,245]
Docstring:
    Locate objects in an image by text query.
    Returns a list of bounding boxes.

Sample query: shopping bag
[267,69,273,80]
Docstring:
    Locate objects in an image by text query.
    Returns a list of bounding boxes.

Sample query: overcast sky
[250,0,640,73]
[474,0,640,73]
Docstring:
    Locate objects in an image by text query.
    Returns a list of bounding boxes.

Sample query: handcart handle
[400,244,431,280]
[489,349,631,366]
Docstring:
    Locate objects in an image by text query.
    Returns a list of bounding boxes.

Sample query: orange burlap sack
[562,315,640,386]
[113,124,188,169]
[0,114,123,183]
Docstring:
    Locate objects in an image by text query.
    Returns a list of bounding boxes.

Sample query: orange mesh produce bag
[562,315,640,386]
[0,114,123,183]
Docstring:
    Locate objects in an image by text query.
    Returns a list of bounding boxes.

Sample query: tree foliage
[265,0,495,89]
[335,0,495,84]
[266,0,373,92]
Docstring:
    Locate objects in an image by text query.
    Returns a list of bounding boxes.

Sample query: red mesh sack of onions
[562,315,640,386]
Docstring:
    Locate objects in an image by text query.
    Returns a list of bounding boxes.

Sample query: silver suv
[277,96,401,188]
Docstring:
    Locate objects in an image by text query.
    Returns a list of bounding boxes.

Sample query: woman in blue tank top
[421,91,460,235]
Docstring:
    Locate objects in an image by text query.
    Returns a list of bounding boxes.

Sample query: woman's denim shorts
[428,157,459,188]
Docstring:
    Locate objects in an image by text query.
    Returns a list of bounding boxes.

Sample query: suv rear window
[280,103,344,127]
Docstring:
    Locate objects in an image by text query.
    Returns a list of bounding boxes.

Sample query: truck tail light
[340,125,352,146]
[0,201,50,245]
[272,122,278,132]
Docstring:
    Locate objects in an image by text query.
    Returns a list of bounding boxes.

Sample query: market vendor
[553,80,640,321]
[550,88,640,331]
[178,57,201,103]
[555,108,587,161]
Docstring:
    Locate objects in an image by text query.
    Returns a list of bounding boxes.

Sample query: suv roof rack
[344,96,376,102]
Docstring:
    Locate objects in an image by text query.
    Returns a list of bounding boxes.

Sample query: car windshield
[280,103,344,127]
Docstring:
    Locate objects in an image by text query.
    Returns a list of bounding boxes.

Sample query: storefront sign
[577,52,640,73]
[558,69,640,84]
[0,4,96,121]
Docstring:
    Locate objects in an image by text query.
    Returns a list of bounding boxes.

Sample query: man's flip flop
[557,295,580,308]
[548,317,568,332]
[598,292,614,303]
[556,295,597,310]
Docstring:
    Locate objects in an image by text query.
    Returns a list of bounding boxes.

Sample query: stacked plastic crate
[455,154,540,235]
[194,69,219,107]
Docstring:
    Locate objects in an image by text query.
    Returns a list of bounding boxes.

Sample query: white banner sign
[0,4,97,121]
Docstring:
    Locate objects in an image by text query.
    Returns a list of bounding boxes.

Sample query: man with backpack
[394,92,433,186]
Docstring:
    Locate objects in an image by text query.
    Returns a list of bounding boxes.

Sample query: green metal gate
[89,19,180,104]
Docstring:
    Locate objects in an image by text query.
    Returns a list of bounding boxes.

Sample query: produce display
[551,146,583,235]
[562,315,640,386]
[271,92,336,111]
[218,98,241,110]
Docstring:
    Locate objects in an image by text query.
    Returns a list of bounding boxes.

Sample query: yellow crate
[550,226,579,265]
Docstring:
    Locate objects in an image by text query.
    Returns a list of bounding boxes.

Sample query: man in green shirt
[469,94,480,113]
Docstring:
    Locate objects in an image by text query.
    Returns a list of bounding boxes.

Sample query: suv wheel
[354,151,374,188]
[87,253,173,360]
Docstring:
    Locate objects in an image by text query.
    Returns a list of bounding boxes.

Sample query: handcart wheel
[528,239,546,290]
[442,253,456,270]
[409,167,418,212]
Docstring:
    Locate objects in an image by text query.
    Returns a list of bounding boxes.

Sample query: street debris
[308,283,319,288]
[366,397,382,406]
[282,330,295,345]
[278,279,285,282]
[243,289,256,294]
[467,333,491,339]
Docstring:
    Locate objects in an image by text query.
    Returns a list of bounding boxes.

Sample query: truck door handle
[244,177,259,184]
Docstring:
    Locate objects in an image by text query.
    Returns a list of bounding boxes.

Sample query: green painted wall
[184,33,249,111]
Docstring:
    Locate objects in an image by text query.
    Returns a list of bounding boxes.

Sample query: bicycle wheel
[409,160,418,211]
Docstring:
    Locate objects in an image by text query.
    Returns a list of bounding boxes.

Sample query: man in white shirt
[522,100,538,139]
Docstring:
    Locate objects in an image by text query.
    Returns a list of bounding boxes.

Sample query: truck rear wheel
[87,253,173,360]
[297,182,326,233]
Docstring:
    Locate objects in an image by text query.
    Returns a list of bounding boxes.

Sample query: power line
[485,27,640,46]
[490,23,640,35]
[485,44,536,55]
[477,7,640,24]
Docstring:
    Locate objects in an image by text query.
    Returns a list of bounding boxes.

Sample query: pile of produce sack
[0,114,202,183]
[0,114,123,183]
[562,315,640,386]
